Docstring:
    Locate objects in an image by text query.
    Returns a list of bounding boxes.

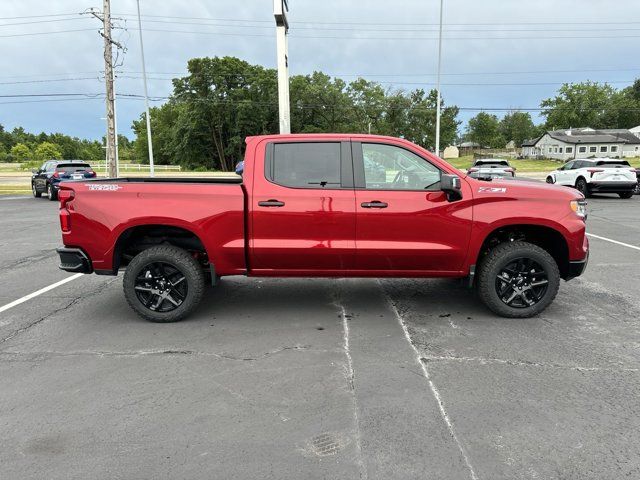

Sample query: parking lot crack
[379,280,480,480]
[0,346,313,361]
[333,289,367,480]
[421,354,639,373]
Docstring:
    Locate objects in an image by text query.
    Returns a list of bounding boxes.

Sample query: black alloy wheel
[495,257,549,308]
[123,245,206,322]
[134,261,188,313]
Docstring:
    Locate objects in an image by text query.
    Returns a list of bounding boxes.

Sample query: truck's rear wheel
[123,245,205,322]
[477,241,560,318]
[618,191,633,199]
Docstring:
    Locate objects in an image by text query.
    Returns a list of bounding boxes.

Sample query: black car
[32,160,97,201]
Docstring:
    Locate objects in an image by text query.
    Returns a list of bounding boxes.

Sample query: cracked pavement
[0,195,639,479]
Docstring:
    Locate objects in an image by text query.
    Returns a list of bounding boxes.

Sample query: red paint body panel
[61,183,246,275]
[59,134,588,279]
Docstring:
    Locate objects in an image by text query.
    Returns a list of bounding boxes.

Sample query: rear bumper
[57,247,93,273]
[589,181,636,193]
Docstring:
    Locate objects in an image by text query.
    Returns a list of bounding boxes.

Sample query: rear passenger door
[250,141,356,272]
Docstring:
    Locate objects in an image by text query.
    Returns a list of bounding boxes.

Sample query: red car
[56,134,588,322]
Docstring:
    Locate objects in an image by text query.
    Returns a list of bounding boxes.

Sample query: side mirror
[441,174,462,201]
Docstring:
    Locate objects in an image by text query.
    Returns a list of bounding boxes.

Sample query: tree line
[464,80,640,148]
[3,56,640,169]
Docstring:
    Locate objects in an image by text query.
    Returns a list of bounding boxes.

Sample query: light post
[135,0,155,176]
[274,0,291,134]
[434,0,444,157]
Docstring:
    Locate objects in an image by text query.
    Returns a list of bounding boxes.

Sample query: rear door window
[268,142,342,188]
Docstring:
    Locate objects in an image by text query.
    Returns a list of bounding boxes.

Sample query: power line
[0,28,95,38]
[7,25,640,41]
[0,17,88,27]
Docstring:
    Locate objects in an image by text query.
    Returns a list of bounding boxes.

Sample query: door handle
[361,201,388,208]
[258,199,285,207]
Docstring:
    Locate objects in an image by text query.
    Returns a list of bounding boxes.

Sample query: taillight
[504,168,514,173]
[58,189,75,209]
[468,168,479,172]
[52,171,60,179]
[58,189,75,232]
[87,169,96,177]
[60,210,71,232]
[587,168,604,178]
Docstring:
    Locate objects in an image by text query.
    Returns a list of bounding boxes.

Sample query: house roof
[521,136,542,147]
[545,129,640,145]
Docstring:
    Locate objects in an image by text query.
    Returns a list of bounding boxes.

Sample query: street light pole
[135,0,155,176]
[434,0,444,157]
[274,0,291,134]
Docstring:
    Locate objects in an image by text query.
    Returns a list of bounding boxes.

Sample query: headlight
[570,199,587,220]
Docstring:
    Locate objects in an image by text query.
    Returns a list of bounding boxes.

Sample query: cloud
[1,0,639,141]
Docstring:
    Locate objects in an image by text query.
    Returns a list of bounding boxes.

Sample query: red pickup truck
[56,134,588,322]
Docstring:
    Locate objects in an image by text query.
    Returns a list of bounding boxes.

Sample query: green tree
[466,112,504,148]
[540,81,617,129]
[34,141,62,161]
[10,143,31,163]
[500,111,536,146]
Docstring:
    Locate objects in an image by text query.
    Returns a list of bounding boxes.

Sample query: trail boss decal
[478,187,507,193]
[85,184,122,191]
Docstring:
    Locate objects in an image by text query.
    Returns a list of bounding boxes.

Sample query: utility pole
[274,0,290,134]
[434,0,444,157]
[135,0,154,176]
[90,1,122,177]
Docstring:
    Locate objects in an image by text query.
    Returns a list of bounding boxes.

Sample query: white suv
[546,158,637,199]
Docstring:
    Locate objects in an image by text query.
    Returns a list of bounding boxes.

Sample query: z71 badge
[478,187,507,193]
[86,184,122,191]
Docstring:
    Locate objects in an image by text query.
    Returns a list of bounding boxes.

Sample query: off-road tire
[477,241,560,318]
[618,191,633,199]
[575,178,590,198]
[123,245,206,323]
[32,183,42,198]
[47,183,57,201]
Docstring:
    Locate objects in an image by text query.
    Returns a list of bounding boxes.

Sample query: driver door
[353,141,472,273]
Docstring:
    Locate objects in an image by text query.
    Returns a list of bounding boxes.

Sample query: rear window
[475,160,509,167]
[595,161,631,168]
[270,143,341,188]
[56,164,91,171]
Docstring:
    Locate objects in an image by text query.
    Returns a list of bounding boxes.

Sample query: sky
[2,0,640,142]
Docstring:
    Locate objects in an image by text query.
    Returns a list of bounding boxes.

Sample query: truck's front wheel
[123,245,205,322]
[477,241,560,318]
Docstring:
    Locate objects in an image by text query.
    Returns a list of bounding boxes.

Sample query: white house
[521,128,640,160]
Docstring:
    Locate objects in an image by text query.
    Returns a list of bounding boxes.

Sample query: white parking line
[586,233,640,252]
[0,273,83,314]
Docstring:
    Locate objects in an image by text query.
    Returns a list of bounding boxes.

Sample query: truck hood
[467,176,583,201]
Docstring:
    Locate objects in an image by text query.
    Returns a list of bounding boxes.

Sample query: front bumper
[589,181,636,193]
[57,247,93,273]
[566,251,589,280]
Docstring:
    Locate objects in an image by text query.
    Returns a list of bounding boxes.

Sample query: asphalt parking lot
[1,193,639,480]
